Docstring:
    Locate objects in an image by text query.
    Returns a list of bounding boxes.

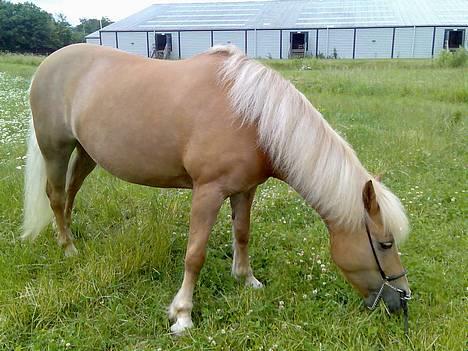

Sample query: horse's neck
[284,146,369,232]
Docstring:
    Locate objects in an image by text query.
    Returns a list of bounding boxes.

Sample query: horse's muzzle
[365,284,411,313]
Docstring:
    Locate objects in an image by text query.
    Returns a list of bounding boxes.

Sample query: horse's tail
[22,121,53,240]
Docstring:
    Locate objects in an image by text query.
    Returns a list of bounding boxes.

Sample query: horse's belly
[89,148,192,188]
[75,120,192,188]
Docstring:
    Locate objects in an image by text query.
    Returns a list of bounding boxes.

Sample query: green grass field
[0,54,466,350]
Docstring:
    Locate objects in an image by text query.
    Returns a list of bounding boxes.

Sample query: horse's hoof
[245,275,263,289]
[170,317,193,336]
[64,244,78,257]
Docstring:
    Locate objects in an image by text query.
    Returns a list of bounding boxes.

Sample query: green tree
[0,1,57,53]
[54,13,73,46]
[0,1,112,53]
[74,17,113,41]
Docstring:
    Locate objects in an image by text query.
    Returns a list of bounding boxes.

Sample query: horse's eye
[379,241,393,250]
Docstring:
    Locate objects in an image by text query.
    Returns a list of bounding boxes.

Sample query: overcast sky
[12,0,259,25]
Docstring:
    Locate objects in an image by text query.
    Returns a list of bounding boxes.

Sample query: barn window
[156,34,172,51]
[152,34,173,59]
[444,29,465,50]
[290,32,308,58]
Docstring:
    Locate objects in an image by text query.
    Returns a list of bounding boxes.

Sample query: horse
[23,43,411,334]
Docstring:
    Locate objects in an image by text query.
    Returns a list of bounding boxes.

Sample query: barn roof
[92,0,468,34]
[86,30,100,39]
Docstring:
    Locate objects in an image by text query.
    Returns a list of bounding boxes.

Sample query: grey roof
[97,0,468,32]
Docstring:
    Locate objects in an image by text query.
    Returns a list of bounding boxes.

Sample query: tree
[0,1,113,53]
[0,1,57,53]
[74,17,113,41]
[53,13,76,47]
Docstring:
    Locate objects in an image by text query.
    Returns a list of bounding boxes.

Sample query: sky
[12,0,259,25]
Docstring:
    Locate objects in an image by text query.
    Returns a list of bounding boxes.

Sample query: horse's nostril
[401,288,411,299]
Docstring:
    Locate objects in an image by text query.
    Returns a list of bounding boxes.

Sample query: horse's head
[328,179,410,313]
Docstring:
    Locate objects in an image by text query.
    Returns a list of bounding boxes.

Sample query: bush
[435,47,468,68]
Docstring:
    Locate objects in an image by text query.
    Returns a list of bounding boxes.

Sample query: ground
[0,54,466,350]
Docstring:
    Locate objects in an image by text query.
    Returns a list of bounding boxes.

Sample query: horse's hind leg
[230,187,263,288]
[64,144,96,229]
[43,144,77,256]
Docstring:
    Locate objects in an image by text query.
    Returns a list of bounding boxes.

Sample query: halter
[364,222,411,334]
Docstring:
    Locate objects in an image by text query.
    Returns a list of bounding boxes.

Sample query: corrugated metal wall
[307,30,317,57]
[101,32,117,48]
[413,27,433,58]
[393,28,413,58]
[247,30,280,58]
[86,38,100,45]
[180,31,211,58]
[95,26,467,60]
[355,28,394,58]
[117,32,147,57]
[281,30,292,58]
[318,28,354,58]
[213,31,246,53]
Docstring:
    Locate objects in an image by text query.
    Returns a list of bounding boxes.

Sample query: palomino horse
[23,44,411,334]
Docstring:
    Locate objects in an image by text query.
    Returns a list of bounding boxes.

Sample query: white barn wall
[317,29,328,57]
[434,27,450,56]
[213,31,245,53]
[180,31,211,58]
[94,26,466,60]
[355,28,393,58]
[101,32,117,48]
[86,38,100,45]
[117,32,147,57]
[281,30,291,58]
[413,27,434,58]
[327,29,354,58]
[247,30,280,58]
[393,28,413,58]
[307,30,317,57]
[317,29,354,58]
[148,32,180,59]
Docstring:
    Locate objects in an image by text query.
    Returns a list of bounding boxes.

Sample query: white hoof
[245,275,263,289]
[170,317,193,336]
[64,243,78,257]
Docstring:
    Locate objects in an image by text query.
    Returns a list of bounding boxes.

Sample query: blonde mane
[209,45,409,242]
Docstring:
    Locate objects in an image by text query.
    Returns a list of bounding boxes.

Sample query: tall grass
[0,52,44,66]
[0,57,466,350]
[435,47,468,68]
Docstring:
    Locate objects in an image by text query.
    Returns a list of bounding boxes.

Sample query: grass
[0,53,466,350]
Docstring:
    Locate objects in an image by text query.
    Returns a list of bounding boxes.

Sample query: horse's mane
[208,45,409,242]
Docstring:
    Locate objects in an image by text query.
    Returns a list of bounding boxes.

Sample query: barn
[85,0,468,59]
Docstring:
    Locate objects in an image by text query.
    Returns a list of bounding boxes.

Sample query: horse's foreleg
[230,187,263,288]
[64,144,96,228]
[168,184,225,335]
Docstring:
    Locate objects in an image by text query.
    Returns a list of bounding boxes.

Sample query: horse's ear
[362,180,379,215]
[374,173,383,182]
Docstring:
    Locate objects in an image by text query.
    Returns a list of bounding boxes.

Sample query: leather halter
[365,222,411,334]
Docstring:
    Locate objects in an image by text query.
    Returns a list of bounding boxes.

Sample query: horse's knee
[184,249,206,274]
